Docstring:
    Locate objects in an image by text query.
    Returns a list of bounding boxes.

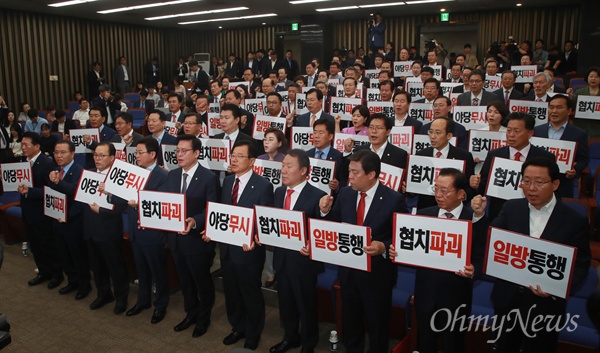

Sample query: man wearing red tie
[319,150,408,353]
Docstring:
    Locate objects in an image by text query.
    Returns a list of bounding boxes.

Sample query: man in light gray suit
[114,56,132,97]
[456,69,501,106]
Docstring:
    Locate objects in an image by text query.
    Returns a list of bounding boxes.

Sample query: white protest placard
[575,96,600,120]
[405,155,465,195]
[255,92,265,99]
[427,65,443,81]
[379,162,403,191]
[207,113,223,136]
[161,144,178,171]
[406,81,424,99]
[485,157,524,200]
[333,133,370,153]
[508,99,548,127]
[308,157,336,195]
[70,128,100,153]
[295,93,309,115]
[484,76,503,92]
[228,81,249,90]
[125,146,137,166]
[328,78,341,86]
[367,101,394,118]
[484,227,577,299]
[393,213,472,272]
[364,69,379,81]
[388,126,414,154]
[209,103,220,114]
[308,218,371,272]
[139,191,186,232]
[277,91,289,102]
[409,103,434,123]
[330,97,362,121]
[44,186,67,221]
[412,134,456,155]
[252,115,286,140]
[450,92,461,107]
[164,121,178,137]
[205,201,255,247]
[290,127,314,151]
[104,159,151,202]
[252,159,282,190]
[452,106,489,130]
[74,170,114,210]
[1,162,32,192]
[511,65,538,83]
[112,142,126,151]
[440,82,462,98]
[198,138,231,171]
[245,98,267,116]
[529,137,577,174]
[393,61,414,77]
[468,130,508,161]
[365,89,381,102]
[255,205,306,251]
[335,85,360,99]
[280,101,291,116]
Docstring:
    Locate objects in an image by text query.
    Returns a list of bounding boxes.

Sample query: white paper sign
[164,121,178,137]
[365,88,381,102]
[468,130,508,161]
[74,170,114,210]
[440,82,462,98]
[161,144,178,171]
[139,190,186,232]
[529,137,577,174]
[412,134,456,155]
[405,155,465,195]
[252,115,286,140]
[308,218,371,272]
[575,96,600,120]
[207,113,223,136]
[452,106,489,130]
[388,126,414,154]
[409,102,434,123]
[484,227,577,299]
[198,138,231,171]
[70,128,100,153]
[484,75,503,92]
[393,61,415,77]
[330,97,362,121]
[1,162,32,191]
[508,99,549,127]
[367,101,394,118]
[364,69,380,81]
[379,162,404,191]
[255,205,306,251]
[104,159,151,202]
[44,186,67,221]
[427,65,443,80]
[209,103,220,114]
[308,157,337,195]
[290,127,314,151]
[484,157,524,200]
[333,133,370,153]
[125,146,137,166]
[511,65,538,83]
[393,213,472,272]
[245,98,268,116]
[205,201,255,247]
[252,159,282,190]
[406,81,424,100]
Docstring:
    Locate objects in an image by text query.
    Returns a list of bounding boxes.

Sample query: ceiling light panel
[98,0,198,14]
[146,7,248,21]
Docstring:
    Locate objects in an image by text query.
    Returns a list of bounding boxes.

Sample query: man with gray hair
[524,72,552,102]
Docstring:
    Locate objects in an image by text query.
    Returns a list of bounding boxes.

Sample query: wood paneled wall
[0,5,580,115]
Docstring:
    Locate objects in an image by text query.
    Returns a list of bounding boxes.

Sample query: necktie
[356,192,367,226]
[536,98,543,102]
[181,173,188,193]
[231,178,240,205]
[310,114,317,128]
[308,76,313,86]
[59,168,65,180]
[435,151,442,158]
[472,97,479,106]
[444,212,454,219]
[172,113,177,122]
[284,189,294,210]
[504,90,510,103]
[141,101,144,108]
[514,151,522,161]
[317,151,324,159]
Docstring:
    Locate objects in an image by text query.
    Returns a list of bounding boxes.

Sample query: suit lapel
[184,164,203,195]
[237,173,257,205]
[293,184,313,211]
[363,184,384,225]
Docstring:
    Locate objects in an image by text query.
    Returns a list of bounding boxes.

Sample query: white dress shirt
[231,169,253,203]
[529,194,557,238]
[285,180,308,210]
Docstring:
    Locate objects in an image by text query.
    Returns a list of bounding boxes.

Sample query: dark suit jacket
[50,162,85,237]
[273,183,326,276]
[418,120,469,151]
[244,59,259,75]
[209,63,219,78]
[493,87,524,102]
[294,112,334,127]
[162,163,220,255]
[534,123,589,197]
[284,59,300,79]
[220,172,274,265]
[355,143,408,169]
[21,154,55,222]
[156,132,178,166]
[223,60,241,79]
[82,169,127,242]
[213,130,254,146]
[402,116,423,133]
[488,198,591,310]
[88,70,105,98]
[114,65,131,86]
[452,85,466,94]
[175,63,188,77]
[51,119,79,136]
[456,90,500,106]
[264,59,284,74]
[136,99,155,115]
[307,147,348,191]
[91,96,121,121]
[523,94,550,102]
[145,62,159,85]
[239,108,255,137]
[109,131,144,147]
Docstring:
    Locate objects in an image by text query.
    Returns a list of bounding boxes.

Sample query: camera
[425,39,437,52]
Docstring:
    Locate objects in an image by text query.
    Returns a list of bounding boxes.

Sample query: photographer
[511,40,533,66]
[367,13,385,53]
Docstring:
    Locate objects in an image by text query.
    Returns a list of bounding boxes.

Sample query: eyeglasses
[133,151,149,156]
[175,148,193,155]
[469,79,483,83]
[183,122,199,126]
[93,154,109,159]
[520,180,552,188]
[53,151,70,155]
[431,186,457,196]
[368,125,386,131]
[229,154,249,159]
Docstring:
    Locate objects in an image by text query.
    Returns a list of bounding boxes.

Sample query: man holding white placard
[145,109,177,166]
[307,118,347,193]
[392,91,423,131]
[471,157,590,353]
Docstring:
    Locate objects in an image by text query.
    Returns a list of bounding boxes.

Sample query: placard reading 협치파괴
[44,186,67,221]
[198,138,231,171]
[205,201,255,248]
[103,158,151,202]
[252,159,282,190]
[1,162,32,192]
[254,205,306,252]
[575,95,600,120]
[485,157,524,200]
[70,128,100,153]
[511,65,538,83]
[388,126,414,154]
[412,134,456,155]
[138,190,186,232]
[74,169,114,210]
[409,103,434,123]
[405,155,465,196]
[529,137,576,174]
[468,130,508,161]
[330,97,362,121]
[392,213,472,273]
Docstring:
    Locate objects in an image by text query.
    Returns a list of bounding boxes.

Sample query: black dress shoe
[74,286,91,300]
[270,340,301,353]
[47,278,63,289]
[151,310,165,324]
[126,304,151,317]
[244,339,259,350]
[114,301,127,315]
[58,283,78,295]
[223,331,245,345]
[28,275,50,286]
[192,324,208,338]
[89,296,114,310]
[173,317,195,332]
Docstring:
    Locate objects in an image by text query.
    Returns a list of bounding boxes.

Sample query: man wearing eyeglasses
[456,69,501,106]
[418,96,468,150]
[266,92,286,118]
[288,88,334,128]
[83,142,129,315]
[163,134,220,338]
[145,109,177,166]
[471,157,590,353]
[182,113,207,139]
[414,78,442,104]
[111,112,143,147]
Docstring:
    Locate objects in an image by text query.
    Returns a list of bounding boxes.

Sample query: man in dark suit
[111,112,143,147]
[418,96,469,150]
[114,56,132,97]
[88,61,105,99]
[456,69,501,107]
[224,89,255,137]
[319,150,408,353]
[91,84,121,126]
[416,116,475,210]
[306,118,348,194]
[47,140,91,301]
[83,107,118,168]
[451,68,473,94]
[270,149,326,353]
[284,50,300,79]
[243,51,258,75]
[393,91,423,131]
[145,109,178,166]
[368,13,385,52]
[206,140,273,350]
[557,40,578,76]
[287,88,334,128]
[137,90,155,115]
[391,168,487,353]
[144,57,160,86]
[83,142,129,314]
[533,95,588,198]
[265,50,284,75]
[523,72,553,102]
[123,138,169,324]
[224,53,241,79]
[493,70,524,104]
[175,57,188,78]
[18,132,62,288]
[165,93,185,125]
[213,104,256,150]
[343,113,408,170]
[470,113,556,221]
[543,68,567,94]
[414,78,442,104]
[471,157,591,353]
[445,63,463,83]
[51,110,78,137]
[163,134,221,337]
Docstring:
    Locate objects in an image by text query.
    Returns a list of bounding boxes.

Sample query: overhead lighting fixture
[179,13,277,25]
[516,3,522,6]
[49,0,98,7]
[405,0,453,4]
[290,0,331,3]
[359,2,405,8]
[98,0,198,14]
[440,8,446,11]
[316,5,359,12]
[218,26,223,28]
[146,7,248,20]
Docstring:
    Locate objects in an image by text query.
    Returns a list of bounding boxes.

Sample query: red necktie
[504,90,510,103]
[231,178,240,205]
[514,151,522,161]
[284,189,294,210]
[356,192,367,226]
[59,168,65,180]
[435,151,442,158]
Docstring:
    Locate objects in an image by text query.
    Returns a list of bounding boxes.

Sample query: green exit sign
[292,23,299,31]
[440,13,449,22]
